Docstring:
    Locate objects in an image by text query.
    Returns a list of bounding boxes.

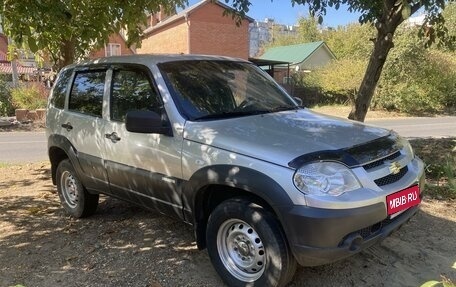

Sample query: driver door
[101,65,183,219]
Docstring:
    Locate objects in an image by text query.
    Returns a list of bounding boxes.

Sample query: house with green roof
[260,41,335,71]
[258,41,335,83]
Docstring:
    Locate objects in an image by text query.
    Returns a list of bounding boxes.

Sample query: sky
[187,0,362,27]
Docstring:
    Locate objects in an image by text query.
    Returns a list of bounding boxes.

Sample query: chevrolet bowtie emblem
[389,161,402,175]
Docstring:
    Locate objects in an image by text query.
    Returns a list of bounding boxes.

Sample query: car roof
[65,54,249,70]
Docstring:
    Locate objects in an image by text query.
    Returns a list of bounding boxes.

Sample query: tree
[441,2,456,50]
[0,0,185,69]
[310,58,367,104]
[322,23,375,60]
[374,26,456,114]
[296,16,320,43]
[263,15,320,49]
[228,0,454,121]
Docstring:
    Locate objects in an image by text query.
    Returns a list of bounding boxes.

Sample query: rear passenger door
[101,65,184,218]
[61,68,109,192]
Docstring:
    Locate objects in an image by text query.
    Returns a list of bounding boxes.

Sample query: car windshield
[158,60,298,121]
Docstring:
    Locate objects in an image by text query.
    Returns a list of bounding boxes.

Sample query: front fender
[181,165,295,249]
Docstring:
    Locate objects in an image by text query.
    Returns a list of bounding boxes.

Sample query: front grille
[374,166,409,186]
[363,151,401,170]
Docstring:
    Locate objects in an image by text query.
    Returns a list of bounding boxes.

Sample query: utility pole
[8,37,19,87]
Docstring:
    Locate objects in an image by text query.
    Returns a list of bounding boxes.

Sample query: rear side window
[110,69,161,122]
[69,71,106,117]
[51,68,73,109]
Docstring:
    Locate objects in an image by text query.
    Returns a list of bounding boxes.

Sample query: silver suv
[46,54,425,287]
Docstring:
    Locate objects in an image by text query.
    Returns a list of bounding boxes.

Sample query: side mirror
[125,110,173,136]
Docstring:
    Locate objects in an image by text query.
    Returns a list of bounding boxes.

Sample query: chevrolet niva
[46,54,425,287]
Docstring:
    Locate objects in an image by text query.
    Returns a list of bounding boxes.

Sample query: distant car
[46,54,425,287]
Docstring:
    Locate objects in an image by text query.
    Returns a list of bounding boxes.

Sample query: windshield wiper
[267,105,300,112]
[192,110,269,121]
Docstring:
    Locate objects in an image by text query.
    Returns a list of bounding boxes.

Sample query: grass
[0,162,10,169]
[409,137,456,200]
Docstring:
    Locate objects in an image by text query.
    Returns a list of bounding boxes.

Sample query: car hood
[183,109,391,168]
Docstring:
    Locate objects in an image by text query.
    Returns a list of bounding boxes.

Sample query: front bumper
[278,200,420,267]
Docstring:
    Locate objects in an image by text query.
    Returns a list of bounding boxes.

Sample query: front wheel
[206,198,296,287]
[56,159,99,218]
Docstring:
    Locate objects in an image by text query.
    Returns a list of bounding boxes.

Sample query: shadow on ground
[0,163,455,287]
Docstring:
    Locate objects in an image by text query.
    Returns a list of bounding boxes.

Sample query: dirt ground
[1,162,455,287]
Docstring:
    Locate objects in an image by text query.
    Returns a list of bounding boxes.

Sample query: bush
[0,78,14,116]
[295,58,367,106]
[410,137,456,199]
[11,83,49,110]
[373,28,456,114]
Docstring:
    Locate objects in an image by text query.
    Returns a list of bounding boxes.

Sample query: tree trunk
[348,2,406,122]
[11,59,19,88]
[57,39,76,70]
[348,29,394,122]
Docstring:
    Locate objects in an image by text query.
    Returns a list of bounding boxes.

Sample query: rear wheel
[206,198,296,287]
[56,159,99,218]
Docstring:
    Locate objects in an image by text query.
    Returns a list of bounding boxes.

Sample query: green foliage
[267,17,376,62]
[296,17,320,43]
[283,21,456,113]
[11,83,49,110]
[303,58,367,104]
[266,16,321,48]
[0,77,15,116]
[420,276,456,287]
[0,0,187,68]
[421,281,444,287]
[442,3,456,43]
[443,154,456,194]
[410,138,456,199]
[374,27,456,114]
[322,23,375,60]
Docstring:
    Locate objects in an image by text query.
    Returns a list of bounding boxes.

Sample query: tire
[56,159,99,218]
[206,198,297,287]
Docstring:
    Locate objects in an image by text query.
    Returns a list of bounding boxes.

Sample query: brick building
[0,33,8,61]
[90,30,135,58]
[137,0,253,60]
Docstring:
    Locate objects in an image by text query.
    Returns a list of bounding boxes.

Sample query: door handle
[61,123,73,131]
[105,132,121,142]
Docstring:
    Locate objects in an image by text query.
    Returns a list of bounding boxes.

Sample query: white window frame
[105,43,121,57]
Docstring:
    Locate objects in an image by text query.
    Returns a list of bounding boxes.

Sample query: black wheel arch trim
[181,164,294,249]
[47,134,83,185]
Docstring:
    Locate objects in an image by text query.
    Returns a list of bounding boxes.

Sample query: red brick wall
[188,3,250,59]
[89,33,135,58]
[137,19,188,54]
[0,34,8,60]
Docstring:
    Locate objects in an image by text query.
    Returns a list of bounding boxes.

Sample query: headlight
[293,162,361,196]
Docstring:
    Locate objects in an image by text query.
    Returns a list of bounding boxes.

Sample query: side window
[110,69,161,122]
[69,71,106,117]
[50,68,73,109]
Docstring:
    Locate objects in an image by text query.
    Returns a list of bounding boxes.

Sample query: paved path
[366,116,456,138]
[0,132,47,164]
[0,117,454,164]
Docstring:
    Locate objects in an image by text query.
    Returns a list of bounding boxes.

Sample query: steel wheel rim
[61,170,79,208]
[217,219,266,282]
